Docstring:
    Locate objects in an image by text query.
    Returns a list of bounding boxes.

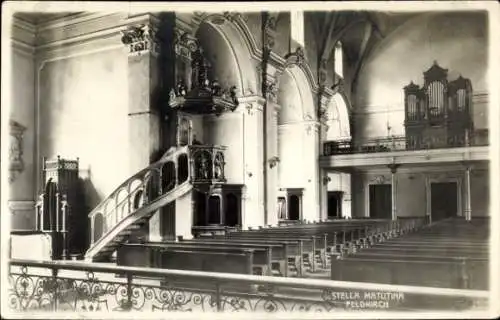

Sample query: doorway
[369,184,392,219]
[431,182,458,221]
[288,195,301,220]
[224,193,239,227]
[327,191,343,219]
[208,195,222,224]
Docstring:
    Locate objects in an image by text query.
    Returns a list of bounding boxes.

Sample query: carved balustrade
[88,144,227,245]
[88,145,190,245]
[323,130,489,156]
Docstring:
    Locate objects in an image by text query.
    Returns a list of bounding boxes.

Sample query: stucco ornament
[9,120,26,183]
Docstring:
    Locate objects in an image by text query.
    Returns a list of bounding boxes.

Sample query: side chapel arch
[277,63,320,221]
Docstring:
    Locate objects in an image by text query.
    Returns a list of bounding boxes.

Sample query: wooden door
[431,182,458,221]
[369,184,392,219]
[327,191,343,218]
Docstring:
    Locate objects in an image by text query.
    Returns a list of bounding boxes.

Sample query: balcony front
[320,130,489,170]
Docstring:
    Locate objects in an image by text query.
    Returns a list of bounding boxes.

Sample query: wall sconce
[322,176,331,185]
[247,172,253,178]
[268,156,280,169]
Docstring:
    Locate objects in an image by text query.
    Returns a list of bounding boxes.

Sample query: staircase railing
[88,145,189,246]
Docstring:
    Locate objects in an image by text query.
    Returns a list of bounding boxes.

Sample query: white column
[123,23,161,175]
[342,173,352,218]
[464,166,472,221]
[320,171,329,221]
[389,164,399,220]
[302,121,321,222]
[425,175,432,223]
[266,102,280,226]
[122,22,162,240]
[240,97,266,228]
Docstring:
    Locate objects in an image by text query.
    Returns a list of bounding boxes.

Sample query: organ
[404,61,473,150]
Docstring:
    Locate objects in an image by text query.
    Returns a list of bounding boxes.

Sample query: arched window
[335,41,344,79]
[291,11,304,48]
[93,213,104,242]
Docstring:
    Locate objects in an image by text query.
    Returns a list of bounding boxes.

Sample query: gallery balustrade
[323,130,488,156]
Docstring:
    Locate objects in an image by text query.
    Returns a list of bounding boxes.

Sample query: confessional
[404,61,474,150]
[35,156,87,259]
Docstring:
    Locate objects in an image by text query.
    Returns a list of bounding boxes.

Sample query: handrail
[87,180,193,254]
[88,145,188,218]
[9,259,488,299]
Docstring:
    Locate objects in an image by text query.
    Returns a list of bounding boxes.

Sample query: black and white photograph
[1,1,499,319]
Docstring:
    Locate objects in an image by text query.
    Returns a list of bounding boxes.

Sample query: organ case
[404,61,473,150]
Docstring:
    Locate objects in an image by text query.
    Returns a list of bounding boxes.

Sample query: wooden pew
[117,243,264,275]
[171,238,282,276]
[331,217,489,290]
[197,237,304,277]
[223,234,310,276]
[331,256,488,290]
[361,246,488,258]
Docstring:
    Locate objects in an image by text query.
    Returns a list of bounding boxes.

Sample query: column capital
[318,86,334,123]
[174,27,199,61]
[460,160,473,169]
[237,95,266,115]
[388,163,400,174]
[121,23,160,57]
[256,63,283,104]
[304,120,322,135]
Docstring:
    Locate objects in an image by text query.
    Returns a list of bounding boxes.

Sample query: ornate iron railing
[324,130,489,156]
[8,259,488,313]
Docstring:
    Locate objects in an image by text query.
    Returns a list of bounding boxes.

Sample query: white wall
[354,12,488,140]
[203,113,244,184]
[9,48,36,229]
[38,46,129,210]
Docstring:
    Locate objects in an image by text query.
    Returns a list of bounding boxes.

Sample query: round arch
[325,93,352,140]
[276,64,320,222]
[278,66,317,125]
[193,14,260,96]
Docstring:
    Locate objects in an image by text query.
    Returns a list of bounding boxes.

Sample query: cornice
[36,12,113,31]
[12,16,36,34]
[11,17,36,47]
[30,13,163,53]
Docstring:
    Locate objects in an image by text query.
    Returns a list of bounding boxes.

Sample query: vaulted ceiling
[307,11,424,98]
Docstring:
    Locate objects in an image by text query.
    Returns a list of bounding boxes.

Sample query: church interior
[5,8,493,313]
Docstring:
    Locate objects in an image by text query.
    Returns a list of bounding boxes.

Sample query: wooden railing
[324,130,489,156]
[8,259,488,313]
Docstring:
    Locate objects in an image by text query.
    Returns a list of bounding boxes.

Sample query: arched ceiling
[307,11,425,103]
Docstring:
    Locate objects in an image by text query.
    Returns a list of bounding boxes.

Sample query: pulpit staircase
[84,146,193,262]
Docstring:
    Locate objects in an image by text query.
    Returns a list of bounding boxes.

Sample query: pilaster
[302,121,321,221]
[121,19,162,240]
[122,22,161,174]
[262,65,282,226]
[388,164,400,220]
[318,86,334,221]
[239,96,266,228]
